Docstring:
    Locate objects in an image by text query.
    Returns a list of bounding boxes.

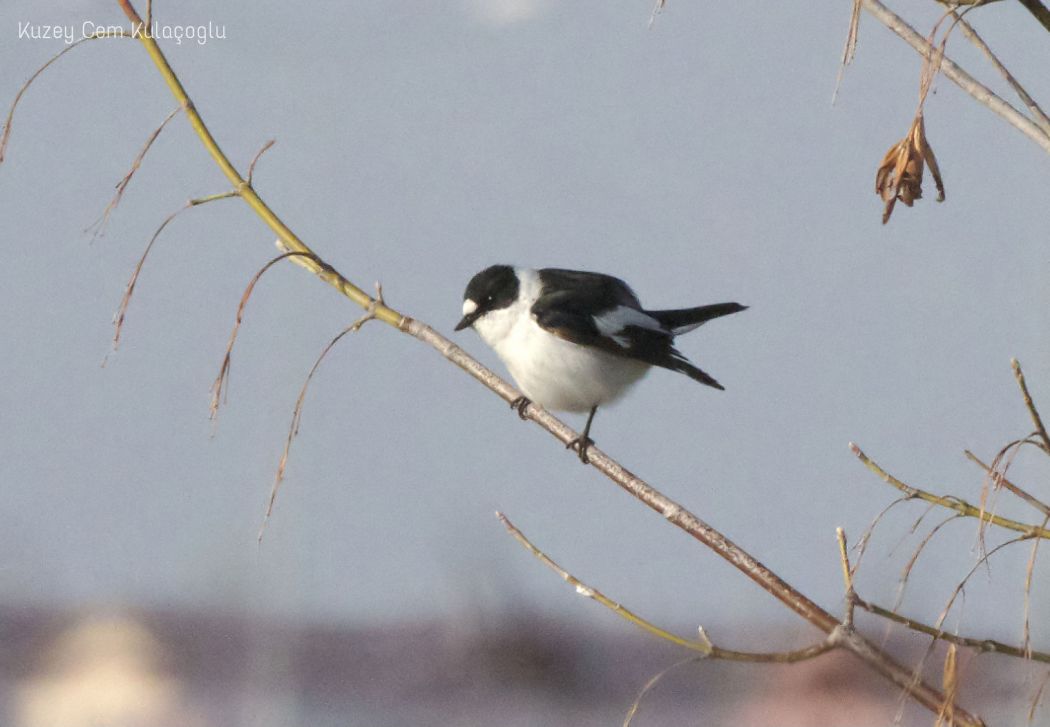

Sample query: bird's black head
[455,265,519,331]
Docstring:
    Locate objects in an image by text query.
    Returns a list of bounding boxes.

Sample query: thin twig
[1023,515,1050,658]
[210,251,322,421]
[1,32,130,163]
[647,0,667,29]
[888,501,940,559]
[623,656,702,727]
[966,450,1050,518]
[110,191,238,352]
[836,527,857,629]
[859,0,1050,153]
[1030,669,1050,723]
[259,283,385,541]
[87,106,181,238]
[850,496,912,577]
[851,442,1050,539]
[937,644,959,727]
[893,513,965,612]
[114,0,402,326]
[1014,359,1050,454]
[953,13,1050,136]
[857,598,1050,664]
[497,512,835,662]
[832,0,863,104]
[934,536,1031,634]
[246,139,275,186]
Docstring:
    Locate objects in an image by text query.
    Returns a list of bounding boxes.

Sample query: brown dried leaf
[875,114,945,224]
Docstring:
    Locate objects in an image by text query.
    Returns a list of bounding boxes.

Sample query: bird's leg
[566,406,598,464]
[509,395,531,420]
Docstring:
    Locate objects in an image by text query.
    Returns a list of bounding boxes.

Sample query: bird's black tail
[668,355,725,390]
[647,302,747,335]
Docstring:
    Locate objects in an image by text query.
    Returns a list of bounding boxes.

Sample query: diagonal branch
[498,512,836,663]
[856,596,1050,664]
[859,0,1050,154]
[1016,0,1050,32]
[851,442,1050,539]
[965,450,1050,518]
[953,13,1050,136]
[1,31,131,163]
[106,2,986,724]
[87,106,182,238]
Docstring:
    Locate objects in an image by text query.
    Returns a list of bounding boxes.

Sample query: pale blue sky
[1,0,1048,644]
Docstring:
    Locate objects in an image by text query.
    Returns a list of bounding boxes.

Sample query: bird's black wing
[536,268,644,310]
[531,272,725,390]
[531,268,644,349]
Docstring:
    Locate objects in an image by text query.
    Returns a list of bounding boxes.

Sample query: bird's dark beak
[454,312,479,331]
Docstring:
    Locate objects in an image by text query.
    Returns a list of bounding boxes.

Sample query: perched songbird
[455,265,746,462]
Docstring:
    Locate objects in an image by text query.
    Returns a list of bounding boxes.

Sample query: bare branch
[210,251,323,421]
[966,449,1050,518]
[937,644,959,727]
[259,283,386,541]
[893,513,965,612]
[859,0,1050,154]
[850,496,912,577]
[623,656,702,727]
[851,442,1050,539]
[832,0,862,104]
[1014,358,1050,454]
[933,536,1031,634]
[1023,515,1050,658]
[1030,669,1050,723]
[953,13,1050,136]
[246,139,276,187]
[87,106,181,238]
[497,512,835,663]
[857,598,1050,664]
[110,191,238,352]
[1,31,130,163]
[1016,0,1050,32]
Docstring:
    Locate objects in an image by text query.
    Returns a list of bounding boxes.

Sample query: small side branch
[111,191,238,351]
[210,251,324,421]
[856,598,1050,664]
[1,31,131,163]
[88,106,182,238]
[1013,359,1050,454]
[259,283,385,540]
[965,450,1050,518]
[953,13,1050,136]
[850,442,1050,539]
[859,0,1050,153]
[497,512,835,663]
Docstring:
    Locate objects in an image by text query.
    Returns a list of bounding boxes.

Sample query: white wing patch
[593,306,663,348]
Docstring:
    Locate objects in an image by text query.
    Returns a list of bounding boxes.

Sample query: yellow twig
[114,0,402,327]
[497,512,834,663]
[1,31,130,163]
[851,442,1050,539]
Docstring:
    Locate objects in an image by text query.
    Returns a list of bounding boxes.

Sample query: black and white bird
[455,265,746,462]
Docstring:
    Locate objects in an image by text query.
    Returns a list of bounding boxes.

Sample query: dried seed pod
[875,114,945,224]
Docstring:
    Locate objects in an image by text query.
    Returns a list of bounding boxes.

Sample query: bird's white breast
[473,268,649,412]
